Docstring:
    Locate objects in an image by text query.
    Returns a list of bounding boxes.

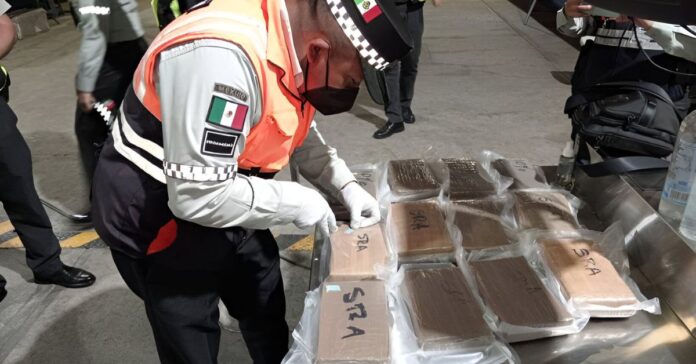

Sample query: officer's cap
[325,0,413,70]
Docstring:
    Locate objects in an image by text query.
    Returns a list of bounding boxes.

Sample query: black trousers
[110,223,289,364]
[383,2,424,124]
[75,38,147,186]
[0,98,62,276]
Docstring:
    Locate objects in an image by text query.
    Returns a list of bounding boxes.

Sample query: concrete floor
[0,0,579,362]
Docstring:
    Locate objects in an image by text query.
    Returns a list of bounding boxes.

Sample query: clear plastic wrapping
[446,195,518,251]
[463,247,589,343]
[283,281,391,364]
[480,151,548,190]
[525,226,661,318]
[385,199,455,264]
[384,159,441,201]
[511,190,582,232]
[388,264,518,363]
[441,158,512,201]
[331,164,379,223]
[326,223,396,281]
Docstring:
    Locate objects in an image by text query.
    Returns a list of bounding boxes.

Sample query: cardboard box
[387,201,454,258]
[387,159,439,197]
[491,158,547,189]
[540,238,638,316]
[329,224,389,280]
[401,266,492,351]
[471,257,572,328]
[10,9,49,40]
[513,191,580,232]
[454,199,513,250]
[443,159,496,200]
[317,281,390,364]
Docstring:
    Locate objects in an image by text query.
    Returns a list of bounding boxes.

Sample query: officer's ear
[306,37,330,66]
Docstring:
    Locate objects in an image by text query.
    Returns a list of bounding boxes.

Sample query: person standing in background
[72,0,148,194]
[0,0,95,290]
[373,0,442,139]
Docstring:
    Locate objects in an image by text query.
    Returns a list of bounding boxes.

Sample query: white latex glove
[339,181,381,229]
[290,185,337,239]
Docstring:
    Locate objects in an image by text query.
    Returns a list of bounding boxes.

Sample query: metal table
[309,169,696,363]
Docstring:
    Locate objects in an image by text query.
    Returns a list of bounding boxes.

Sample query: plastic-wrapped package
[386,200,455,263]
[528,228,661,318]
[449,196,517,250]
[464,253,589,343]
[441,159,498,200]
[389,264,519,363]
[282,282,391,364]
[328,224,391,281]
[386,159,440,200]
[480,151,548,190]
[316,281,391,364]
[511,190,581,232]
[331,164,379,222]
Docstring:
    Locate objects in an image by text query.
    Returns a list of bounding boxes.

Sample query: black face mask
[302,52,359,115]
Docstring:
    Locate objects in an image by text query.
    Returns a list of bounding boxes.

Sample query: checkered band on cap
[325,0,389,70]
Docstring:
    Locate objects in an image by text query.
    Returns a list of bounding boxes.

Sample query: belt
[237,167,277,179]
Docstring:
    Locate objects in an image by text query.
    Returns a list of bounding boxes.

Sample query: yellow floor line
[0,220,15,235]
[287,235,314,252]
[0,230,100,249]
[58,230,100,248]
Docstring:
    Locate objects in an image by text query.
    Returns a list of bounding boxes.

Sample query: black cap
[326,0,413,70]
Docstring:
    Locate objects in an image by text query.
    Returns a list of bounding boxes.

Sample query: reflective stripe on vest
[130,0,315,174]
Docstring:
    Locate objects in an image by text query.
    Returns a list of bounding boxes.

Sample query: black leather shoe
[403,114,416,124]
[35,265,96,288]
[373,121,405,139]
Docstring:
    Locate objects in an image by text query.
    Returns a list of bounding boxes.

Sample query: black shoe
[373,121,405,139]
[403,114,416,124]
[34,265,96,288]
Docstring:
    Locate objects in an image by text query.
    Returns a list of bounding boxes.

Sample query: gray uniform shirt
[72,0,145,92]
[157,39,355,230]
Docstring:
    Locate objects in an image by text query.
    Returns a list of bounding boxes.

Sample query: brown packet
[329,224,389,281]
[452,197,515,250]
[387,200,454,260]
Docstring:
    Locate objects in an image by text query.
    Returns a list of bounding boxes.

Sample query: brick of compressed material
[513,191,580,232]
[387,201,454,258]
[471,257,573,328]
[317,281,390,364]
[443,159,497,200]
[454,199,513,250]
[329,224,388,280]
[540,238,638,316]
[401,266,492,351]
[492,158,548,189]
[387,159,439,197]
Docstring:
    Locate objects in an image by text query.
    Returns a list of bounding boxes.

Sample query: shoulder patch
[214,83,249,102]
[201,128,239,157]
[206,95,248,131]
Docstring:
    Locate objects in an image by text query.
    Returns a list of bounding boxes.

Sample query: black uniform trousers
[109,222,289,364]
[75,38,147,186]
[0,98,62,276]
[383,1,424,124]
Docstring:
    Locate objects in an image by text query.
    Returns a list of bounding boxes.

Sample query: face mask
[302,50,359,115]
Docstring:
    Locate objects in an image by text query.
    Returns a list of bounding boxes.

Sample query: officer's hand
[291,185,337,239]
[564,0,591,18]
[77,91,96,113]
[339,181,381,229]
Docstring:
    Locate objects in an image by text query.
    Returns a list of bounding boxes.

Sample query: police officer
[373,0,442,139]
[92,0,412,362]
[0,1,95,290]
[71,0,148,189]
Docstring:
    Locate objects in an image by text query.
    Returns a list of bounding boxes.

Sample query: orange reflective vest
[132,0,314,173]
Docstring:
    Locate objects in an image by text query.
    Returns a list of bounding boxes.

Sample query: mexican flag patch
[206,96,248,131]
[354,0,382,23]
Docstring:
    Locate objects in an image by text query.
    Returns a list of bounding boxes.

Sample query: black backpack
[564,81,685,176]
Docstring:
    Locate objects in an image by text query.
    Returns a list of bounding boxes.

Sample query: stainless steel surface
[308,168,696,362]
